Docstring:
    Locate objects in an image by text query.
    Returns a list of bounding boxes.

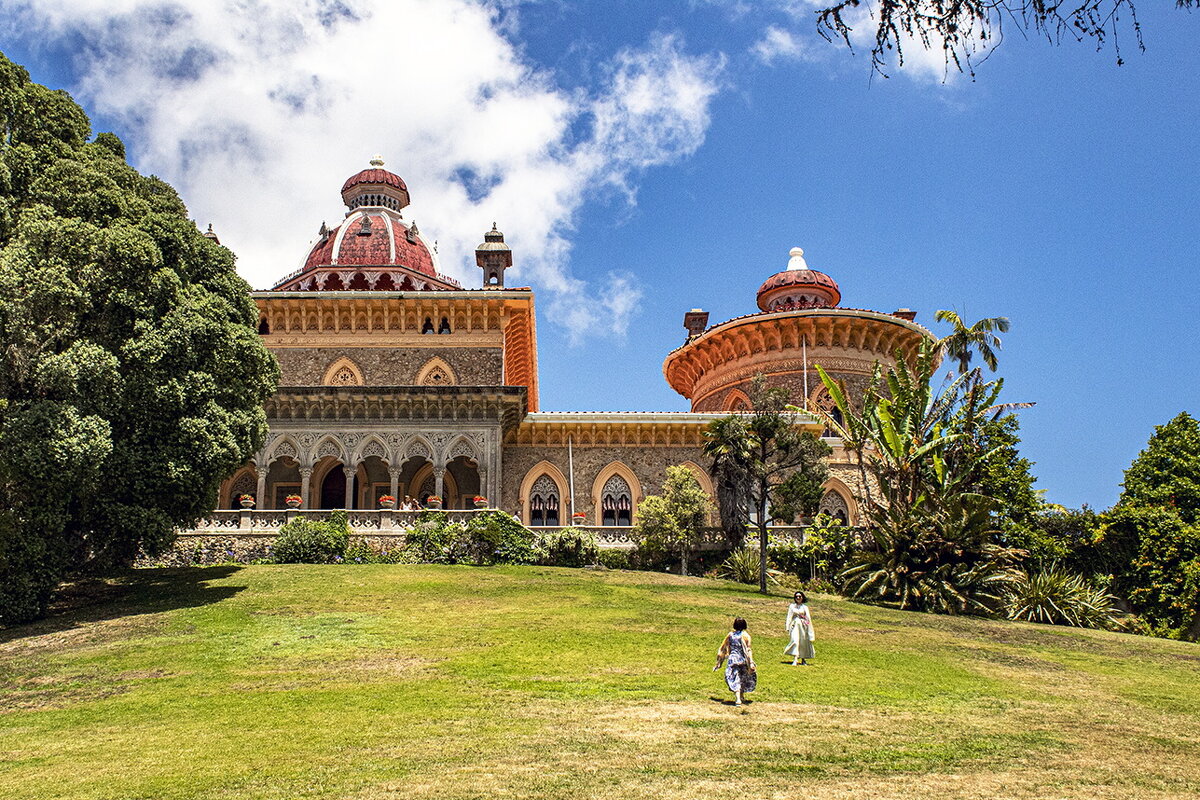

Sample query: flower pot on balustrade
[426,497,442,510]
[571,514,587,527]
[285,496,302,509]
[473,497,488,509]
[379,497,396,510]
[238,496,255,509]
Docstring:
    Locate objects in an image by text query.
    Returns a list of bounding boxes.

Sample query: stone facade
[271,346,504,386]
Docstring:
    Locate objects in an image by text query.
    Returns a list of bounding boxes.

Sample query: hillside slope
[1,565,1198,799]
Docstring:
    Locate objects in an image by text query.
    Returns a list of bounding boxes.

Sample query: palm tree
[935,310,1010,374]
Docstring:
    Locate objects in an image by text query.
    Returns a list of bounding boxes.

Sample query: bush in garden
[272,512,350,564]
[596,549,632,570]
[1005,568,1124,630]
[539,528,600,567]
[402,511,467,564]
[720,547,779,585]
[463,510,542,566]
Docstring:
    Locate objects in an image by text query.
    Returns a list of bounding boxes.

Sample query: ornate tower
[475,224,512,288]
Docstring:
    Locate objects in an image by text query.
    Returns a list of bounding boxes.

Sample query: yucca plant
[719,547,779,585]
[1006,569,1123,630]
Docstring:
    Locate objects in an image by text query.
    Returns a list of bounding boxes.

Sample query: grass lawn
[1,565,1198,799]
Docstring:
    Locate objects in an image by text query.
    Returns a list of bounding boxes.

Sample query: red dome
[756,269,841,311]
[271,210,459,291]
[341,168,407,195]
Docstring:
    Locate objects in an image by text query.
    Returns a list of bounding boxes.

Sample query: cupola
[756,247,841,312]
[475,223,513,287]
[340,155,411,212]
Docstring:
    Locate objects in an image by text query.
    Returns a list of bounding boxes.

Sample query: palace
[206,158,933,537]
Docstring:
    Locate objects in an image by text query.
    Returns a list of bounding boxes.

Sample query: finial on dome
[202,223,220,244]
[787,246,808,271]
[369,154,385,167]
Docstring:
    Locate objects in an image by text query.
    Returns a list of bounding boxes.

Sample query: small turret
[475,223,512,287]
[202,223,220,245]
[683,308,709,341]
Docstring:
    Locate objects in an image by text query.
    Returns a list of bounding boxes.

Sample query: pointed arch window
[601,475,632,526]
[529,475,560,527]
[811,386,843,437]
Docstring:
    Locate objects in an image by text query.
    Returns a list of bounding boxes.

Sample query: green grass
[2,565,1198,799]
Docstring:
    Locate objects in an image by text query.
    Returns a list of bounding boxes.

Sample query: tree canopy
[0,51,279,622]
[1118,412,1200,524]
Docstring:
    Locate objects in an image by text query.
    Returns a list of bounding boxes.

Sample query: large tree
[816,0,1198,78]
[1118,412,1200,524]
[704,376,831,593]
[935,310,1010,375]
[0,52,279,623]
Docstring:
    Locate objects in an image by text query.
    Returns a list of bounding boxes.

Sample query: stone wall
[694,369,874,413]
[271,346,504,385]
[501,444,709,523]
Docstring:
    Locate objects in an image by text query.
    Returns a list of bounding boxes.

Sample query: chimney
[683,309,709,340]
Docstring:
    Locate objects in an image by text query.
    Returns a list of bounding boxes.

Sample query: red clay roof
[341,168,408,194]
[303,211,436,278]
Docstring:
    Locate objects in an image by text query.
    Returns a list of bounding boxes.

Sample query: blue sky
[2,0,1197,509]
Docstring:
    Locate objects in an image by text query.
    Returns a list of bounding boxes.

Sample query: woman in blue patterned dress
[713,617,757,706]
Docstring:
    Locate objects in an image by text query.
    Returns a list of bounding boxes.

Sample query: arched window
[438,316,452,334]
[811,386,844,437]
[258,317,270,335]
[529,475,560,527]
[601,475,632,526]
[421,317,435,334]
[818,489,850,525]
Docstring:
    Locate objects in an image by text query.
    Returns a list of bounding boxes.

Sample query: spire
[787,246,808,271]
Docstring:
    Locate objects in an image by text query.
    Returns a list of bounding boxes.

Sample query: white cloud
[0,0,723,342]
[751,25,811,65]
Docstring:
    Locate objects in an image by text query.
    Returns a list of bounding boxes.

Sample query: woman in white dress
[784,591,815,666]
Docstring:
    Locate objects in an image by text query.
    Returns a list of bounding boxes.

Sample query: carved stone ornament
[362,440,387,460]
[317,439,342,459]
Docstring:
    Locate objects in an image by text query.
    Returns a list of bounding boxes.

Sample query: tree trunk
[681,547,689,578]
[758,484,769,594]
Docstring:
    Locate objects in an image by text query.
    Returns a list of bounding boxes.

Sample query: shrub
[596,549,631,570]
[1006,569,1124,630]
[720,547,779,585]
[539,528,600,567]
[791,514,860,586]
[272,512,350,564]
[403,511,467,564]
[342,540,410,565]
[463,511,542,566]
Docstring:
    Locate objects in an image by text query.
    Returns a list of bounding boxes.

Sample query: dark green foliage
[595,548,631,570]
[463,510,541,566]
[401,511,542,566]
[1020,506,1105,572]
[719,547,766,585]
[781,514,859,585]
[1005,568,1123,630]
[1119,412,1200,524]
[272,513,351,564]
[539,528,600,568]
[768,469,825,523]
[0,51,279,622]
[972,415,1042,547]
[1097,505,1200,639]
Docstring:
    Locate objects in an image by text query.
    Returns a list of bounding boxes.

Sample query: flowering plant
[237,494,254,502]
[285,494,301,504]
[473,495,487,503]
[426,495,442,502]
[572,512,586,518]
[378,495,396,504]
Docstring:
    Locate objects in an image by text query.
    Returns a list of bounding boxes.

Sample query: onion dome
[756,247,841,312]
[270,157,459,291]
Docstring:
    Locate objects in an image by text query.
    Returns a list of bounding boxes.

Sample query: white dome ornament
[787,246,808,271]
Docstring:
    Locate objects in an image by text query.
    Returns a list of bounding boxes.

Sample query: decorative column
[255,469,267,509]
[343,466,356,510]
[299,467,313,509]
[433,465,445,500]
[388,466,401,503]
[478,464,488,507]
